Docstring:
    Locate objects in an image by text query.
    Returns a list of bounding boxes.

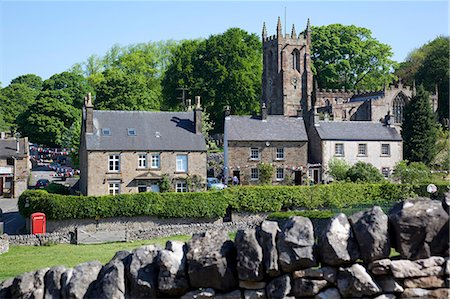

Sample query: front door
[294,171,302,185]
[233,170,240,182]
[0,177,3,196]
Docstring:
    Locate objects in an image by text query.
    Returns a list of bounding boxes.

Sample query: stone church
[223,18,431,184]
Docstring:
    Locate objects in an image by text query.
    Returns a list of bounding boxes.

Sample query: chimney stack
[186,99,192,111]
[84,93,94,133]
[194,96,202,134]
[261,103,268,121]
[224,106,231,117]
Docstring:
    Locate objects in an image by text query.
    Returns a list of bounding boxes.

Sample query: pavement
[0,197,25,235]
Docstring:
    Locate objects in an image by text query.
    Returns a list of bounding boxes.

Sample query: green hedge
[18,182,446,221]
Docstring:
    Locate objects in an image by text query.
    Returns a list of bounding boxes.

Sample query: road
[0,197,25,235]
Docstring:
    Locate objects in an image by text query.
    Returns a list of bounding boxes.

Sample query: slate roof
[225,115,308,141]
[85,110,207,151]
[349,91,384,103]
[0,138,28,159]
[314,121,402,141]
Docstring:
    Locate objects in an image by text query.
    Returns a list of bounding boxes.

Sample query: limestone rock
[44,265,67,299]
[127,245,160,298]
[244,289,266,299]
[404,276,446,288]
[277,216,316,272]
[239,280,266,290]
[266,275,291,299]
[0,278,13,299]
[292,278,328,297]
[257,221,280,277]
[11,268,49,299]
[337,264,381,297]
[158,240,189,296]
[186,231,237,291]
[215,290,242,299]
[318,213,359,266]
[390,256,445,278]
[376,276,404,293]
[181,288,215,299]
[445,258,450,276]
[293,266,337,284]
[87,250,130,299]
[389,198,449,259]
[401,288,450,298]
[374,295,396,299]
[349,206,390,263]
[315,288,341,299]
[235,229,264,281]
[368,259,392,275]
[64,261,101,299]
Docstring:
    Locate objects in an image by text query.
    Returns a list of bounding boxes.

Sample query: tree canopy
[0,83,39,130]
[10,74,43,90]
[42,72,92,108]
[402,85,438,165]
[396,36,449,120]
[311,24,397,90]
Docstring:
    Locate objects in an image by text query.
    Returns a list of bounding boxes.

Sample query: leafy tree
[402,85,438,164]
[396,36,449,120]
[17,95,79,147]
[258,162,275,185]
[42,72,92,108]
[0,83,39,129]
[311,24,397,90]
[327,158,351,181]
[10,74,43,90]
[392,160,430,184]
[346,161,384,183]
[162,28,262,132]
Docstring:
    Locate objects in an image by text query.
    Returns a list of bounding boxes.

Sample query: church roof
[85,110,207,151]
[225,115,308,142]
[349,91,384,102]
[314,121,402,141]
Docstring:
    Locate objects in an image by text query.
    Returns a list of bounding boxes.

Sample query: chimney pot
[261,103,268,121]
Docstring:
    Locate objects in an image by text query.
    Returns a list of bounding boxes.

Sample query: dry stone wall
[1,197,449,299]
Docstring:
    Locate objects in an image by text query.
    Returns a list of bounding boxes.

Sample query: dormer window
[102,128,111,136]
[127,128,137,136]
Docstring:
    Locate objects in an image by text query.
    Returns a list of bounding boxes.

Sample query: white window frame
[127,128,137,136]
[335,143,344,156]
[357,144,367,156]
[381,167,390,178]
[176,154,188,172]
[250,148,260,160]
[108,181,120,195]
[175,181,187,192]
[381,144,390,156]
[250,168,259,180]
[138,154,147,169]
[276,148,285,160]
[276,168,284,181]
[151,154,160,169]
[108,154,120,172]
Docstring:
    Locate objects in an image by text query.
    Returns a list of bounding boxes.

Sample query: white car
[207,177,227,190]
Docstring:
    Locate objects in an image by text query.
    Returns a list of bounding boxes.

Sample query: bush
[392,160,431,184]
[19,183,422,221]
[268,210,335,220]
[257,163,275,185]
[45,183,70,195]
[327,158,350,181]
[346,162,384,183]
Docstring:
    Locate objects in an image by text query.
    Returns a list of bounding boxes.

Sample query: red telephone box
[31,212,46,234]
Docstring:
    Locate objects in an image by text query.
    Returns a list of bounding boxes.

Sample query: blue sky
[0,1,448,86]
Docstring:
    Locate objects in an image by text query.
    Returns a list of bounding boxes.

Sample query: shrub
[258,163,275,185]
[268,210,335,220]
[346,162,384,183]
[327,158,351,181]
[45,183,70,195]
[159,174,171,193]
[392,160,431,184]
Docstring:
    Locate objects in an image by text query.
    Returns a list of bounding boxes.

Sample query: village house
[0,133,30,198]
[79,94,207,196]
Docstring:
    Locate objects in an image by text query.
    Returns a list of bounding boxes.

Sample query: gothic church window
[292,49,301,72]
[393,93,406,123]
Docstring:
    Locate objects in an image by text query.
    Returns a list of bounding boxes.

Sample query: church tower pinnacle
[277,16,282,37]
[262,22,267,40]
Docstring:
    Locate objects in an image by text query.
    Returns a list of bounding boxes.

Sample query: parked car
[35,179,50,188]
[207,177,227,190]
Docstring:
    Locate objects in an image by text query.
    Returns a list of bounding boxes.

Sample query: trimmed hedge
[268,210,335,220]
[18,182,446,221]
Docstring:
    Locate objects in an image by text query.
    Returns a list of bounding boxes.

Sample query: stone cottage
[0,133,30,198]
[79,94,207,196]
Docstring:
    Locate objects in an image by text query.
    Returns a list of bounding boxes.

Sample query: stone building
[224,105,308,185]
[0,133,30,198]
[79,94,207,196]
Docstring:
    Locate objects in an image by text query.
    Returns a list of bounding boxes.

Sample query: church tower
[262,18,313,117]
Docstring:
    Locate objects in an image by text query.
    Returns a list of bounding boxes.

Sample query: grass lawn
[0,235,190,282]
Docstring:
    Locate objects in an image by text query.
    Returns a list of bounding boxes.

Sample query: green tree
[311,24,397,90]
[396,36,449,120]
[162,28,262,132]
[17,95,79,147]
[0,83,39,129]
[258,162,275,185]
[402,85,438,164]
[327,158,351,181]
[10,74,43,90]
[392,160,431,184]
[42,72,92,108]
[346,161,384,183]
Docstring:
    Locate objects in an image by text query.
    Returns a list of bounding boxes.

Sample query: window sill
[250,178,259,181]
[106,172,121,174]
[380,155,391,157]
[357,155,368,157]
[249,159,260,162]
[275,158,285,161]
[276,178,284,181]
[334,154,345,157]
[174,171,188,174]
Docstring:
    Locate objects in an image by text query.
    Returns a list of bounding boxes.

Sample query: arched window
[292,49,301,72]
[393,93,406,123]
